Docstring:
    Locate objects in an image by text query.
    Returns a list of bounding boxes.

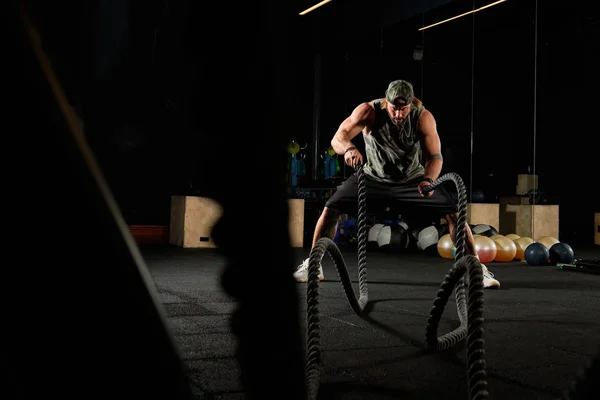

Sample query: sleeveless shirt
[362,98,425,183]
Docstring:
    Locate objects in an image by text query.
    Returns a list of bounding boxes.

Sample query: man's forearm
[331,132,354,155]
[423,159,443,181]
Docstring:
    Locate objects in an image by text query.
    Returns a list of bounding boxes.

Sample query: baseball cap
[385,80,414,106]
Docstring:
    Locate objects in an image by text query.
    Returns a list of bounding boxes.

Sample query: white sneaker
[293,258,324,283]
[481,264,500,289]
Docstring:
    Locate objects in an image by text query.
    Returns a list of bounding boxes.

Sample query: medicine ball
[408,227,420,247]
[417,223,448,255]
[417,225,439,252]
[549,242,575,265]
[524,242,550,266]
[368,223,385,250]
[377,224,410,251]
[471,224,499,237]
[471,190,485,203]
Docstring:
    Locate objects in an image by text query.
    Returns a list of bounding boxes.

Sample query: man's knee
[445,213,458,225]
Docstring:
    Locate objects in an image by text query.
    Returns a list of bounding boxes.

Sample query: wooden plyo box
[499,196,530,205]
[499,204,559,240]
[288,199,305,248]
[169,196,305,248]
[169,196,223,248]
[467,203,499,229]
[595,213,599,245]
[516,174,538,196]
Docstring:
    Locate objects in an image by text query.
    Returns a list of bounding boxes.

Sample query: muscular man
[294,79,500,289]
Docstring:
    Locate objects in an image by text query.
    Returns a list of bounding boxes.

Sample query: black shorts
[325,173,458,225]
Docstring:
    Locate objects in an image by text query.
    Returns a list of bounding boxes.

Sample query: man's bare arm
[418,109,443,181]
[331,103,374,155]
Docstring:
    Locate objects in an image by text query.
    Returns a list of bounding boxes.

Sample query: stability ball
[493,236,517,262]
[524,242,550,266]
[549,242,575,265]
[536,236,559,250]
[513,237,534,260]
[437,233,455,259]
[505,233,520,241]
[472,224,499,237]
[474,235,497,263]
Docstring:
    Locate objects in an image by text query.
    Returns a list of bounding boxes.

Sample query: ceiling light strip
[299,0,332,16]
[418,0,506,31]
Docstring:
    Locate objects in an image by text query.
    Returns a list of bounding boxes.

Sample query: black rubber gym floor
[143,245,600,400]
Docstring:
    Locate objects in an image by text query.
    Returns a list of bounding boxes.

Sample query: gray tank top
[362,98,425,183]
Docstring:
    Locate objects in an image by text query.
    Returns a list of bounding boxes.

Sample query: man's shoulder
[369,98,385,109]
[415,106,430,120]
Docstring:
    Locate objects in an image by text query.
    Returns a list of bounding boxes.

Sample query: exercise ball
[505,233,520,241]
[471,190,485,203]
[437,233,455,259]
[536,236,559,250]
[493,236,517,262]
[417,225,439,251]
[472,224,499,237]
[524,242,550,266]
[474,235,497,263]
[368,223,385,250]
[377,224,410,251]
[513,237,534,260]
[549,242,575,265]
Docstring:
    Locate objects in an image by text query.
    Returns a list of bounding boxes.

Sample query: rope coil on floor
[421,173,489,399]
[304,166,488,400]
[305,166,369,400]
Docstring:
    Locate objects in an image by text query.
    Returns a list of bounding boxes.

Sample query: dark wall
[534,1,600,243]
[470,0,536,200]
[308,0,599,245]
[29,0,599,244]
[28,0,313,225]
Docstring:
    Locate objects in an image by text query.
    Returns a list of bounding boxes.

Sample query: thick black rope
[563,346,600,399]
[304,168,487,400]
[305,166,369,400]
[422,173,488,400]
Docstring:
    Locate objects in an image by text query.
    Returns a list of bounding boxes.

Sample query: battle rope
[305,166,369,400]
[304,167,488,400]
[421,173,489,400]
[564,346,600,399]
